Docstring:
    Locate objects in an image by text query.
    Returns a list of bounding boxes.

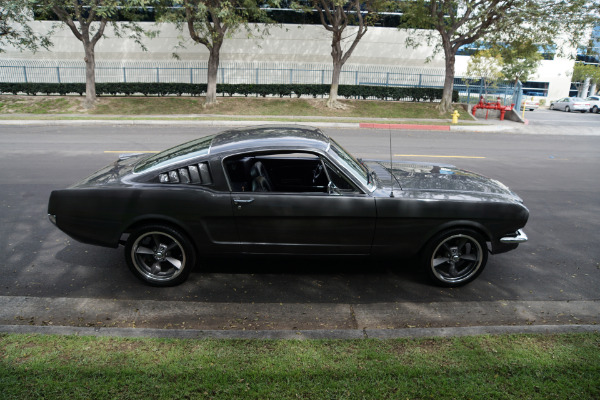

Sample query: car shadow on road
[48,241,433,303]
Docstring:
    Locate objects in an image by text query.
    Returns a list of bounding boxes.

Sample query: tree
[310,0,383,109]
[465,49,503,97]
[0,0,52,53]
[37,0,150,108]
[162,0,273,106]
[572,63,600,97]
[492,39,543,85]
[574,35,600,96]
[400,0,596,114]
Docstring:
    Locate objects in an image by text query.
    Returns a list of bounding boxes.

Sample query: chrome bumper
[500,229,528,244]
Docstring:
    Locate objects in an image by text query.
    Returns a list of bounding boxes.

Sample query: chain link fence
[0,59,523,109]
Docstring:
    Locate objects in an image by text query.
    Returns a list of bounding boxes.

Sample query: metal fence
[0,59,522,109]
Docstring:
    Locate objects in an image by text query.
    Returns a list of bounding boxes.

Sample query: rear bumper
[500,229,528,244]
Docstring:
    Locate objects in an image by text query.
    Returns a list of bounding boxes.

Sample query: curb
[360,123,450,131]
[0,119,517,132]
[1,324,597,340]
[0,119,358,129]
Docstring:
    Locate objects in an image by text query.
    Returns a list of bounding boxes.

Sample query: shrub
[0,82,458,103]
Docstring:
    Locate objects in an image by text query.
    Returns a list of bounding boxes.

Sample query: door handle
[233,198,254,209]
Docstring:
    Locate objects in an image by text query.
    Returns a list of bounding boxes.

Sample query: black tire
[565,106,571,112]
[549,104,554,110]
[593,106,599,113]
[125,224,195,287]
[421,228,488,287]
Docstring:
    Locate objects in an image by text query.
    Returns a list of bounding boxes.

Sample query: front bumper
[500,229,528,244]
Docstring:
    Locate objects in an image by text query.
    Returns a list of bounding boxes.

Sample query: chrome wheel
[125,225,195,286]
[422,229,488,287]
[565,106,571,112]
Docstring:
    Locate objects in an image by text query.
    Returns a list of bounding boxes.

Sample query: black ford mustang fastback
[48,125,528,287]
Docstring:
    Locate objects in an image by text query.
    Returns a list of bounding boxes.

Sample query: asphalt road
[525,107,600,127]
[0,124,598,331]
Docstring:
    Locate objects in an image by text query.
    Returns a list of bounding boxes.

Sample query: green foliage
[0,82,457,102]
[490,39,543,84]
[398,0,598,112]
[572,63,600,84]
[466,50,504,95]
[0,0,53,53]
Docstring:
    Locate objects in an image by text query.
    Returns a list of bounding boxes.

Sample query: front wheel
[125,224,196,286]
[421,229,488,287]
[593,106,599,113]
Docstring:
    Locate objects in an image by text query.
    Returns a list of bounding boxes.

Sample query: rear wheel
[421,229,488,287]
[125,224,195,286]
[565,106,571,112]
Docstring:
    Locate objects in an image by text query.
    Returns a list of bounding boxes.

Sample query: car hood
[69,153,149,188]
[366,160,523,201]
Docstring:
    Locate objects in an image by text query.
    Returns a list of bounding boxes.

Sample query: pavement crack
[349,304,359,330]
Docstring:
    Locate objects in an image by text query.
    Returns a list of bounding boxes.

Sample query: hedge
[0,82,459,102]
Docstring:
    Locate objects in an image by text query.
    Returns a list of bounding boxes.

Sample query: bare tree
[38,0,150,108]
[164,0,272,106]
[312,0,379,108]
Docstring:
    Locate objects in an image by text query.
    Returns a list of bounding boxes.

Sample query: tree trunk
[590,83,597,96]
[439,50,456,114]
[83,44,96,108]
[327,59,342,108]
[205,44,221,106]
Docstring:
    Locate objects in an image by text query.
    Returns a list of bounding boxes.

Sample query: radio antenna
[389,127,394,198]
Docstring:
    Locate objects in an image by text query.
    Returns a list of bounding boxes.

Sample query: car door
[229,155,376,255]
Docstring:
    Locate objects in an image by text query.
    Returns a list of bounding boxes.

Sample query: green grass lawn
[1,333,598,399]
[0,95,457,120]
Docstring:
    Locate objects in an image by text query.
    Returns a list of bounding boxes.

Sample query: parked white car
[549,97,590,113]
[586,96,600,113]
[521,97,540,111]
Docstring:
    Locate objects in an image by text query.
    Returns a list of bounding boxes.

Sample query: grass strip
[0,96,458,120]
[1,333,598,399]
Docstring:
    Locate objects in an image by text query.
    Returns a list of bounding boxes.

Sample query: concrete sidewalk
[0,110,513,128]
[0,114,597,135]
[1,296,598,339]
[0,115,523,132]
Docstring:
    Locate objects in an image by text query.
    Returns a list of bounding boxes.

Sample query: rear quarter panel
[48,185,237,252]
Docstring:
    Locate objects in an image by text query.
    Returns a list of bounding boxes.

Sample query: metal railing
[0,59,522,107]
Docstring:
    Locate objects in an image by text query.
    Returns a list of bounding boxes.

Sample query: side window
[225,152,339,194]
[324,161,359,193]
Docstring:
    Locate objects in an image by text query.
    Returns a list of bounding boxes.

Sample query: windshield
[327,138,375,192]
[134,135,216,173]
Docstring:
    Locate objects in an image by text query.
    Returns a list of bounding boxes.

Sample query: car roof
[209,125,331,156]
